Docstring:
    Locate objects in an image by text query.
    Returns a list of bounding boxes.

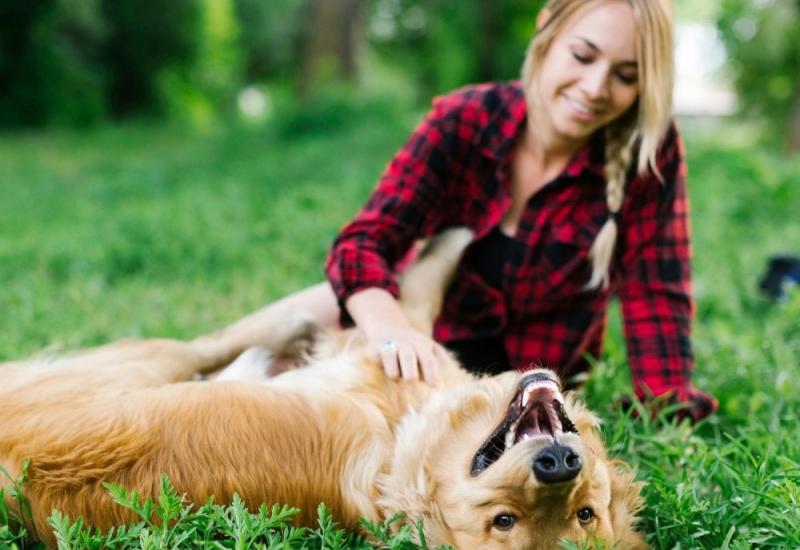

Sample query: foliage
[234,0,307,82]
[716,0,800,148]
[1,460,36,548]
[100,0,204,118]
[1,470,450,549]
[0,0,242,127]
[368,0,545,97]
[158,0,244,127]
[0,0,107,127]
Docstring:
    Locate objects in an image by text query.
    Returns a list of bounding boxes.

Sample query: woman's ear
[536,8,551,30]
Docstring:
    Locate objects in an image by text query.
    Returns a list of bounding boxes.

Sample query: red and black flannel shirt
[326,81,716,420]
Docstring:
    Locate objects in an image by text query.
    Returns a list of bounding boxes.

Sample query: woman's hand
[345,287,448,386]
[620,385,718,424]
[363,323,451,385]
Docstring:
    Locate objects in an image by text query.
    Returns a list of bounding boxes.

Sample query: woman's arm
[326,95,464,383]
[616,122,717,422]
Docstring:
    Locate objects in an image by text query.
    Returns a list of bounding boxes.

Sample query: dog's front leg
[188,305,317,376]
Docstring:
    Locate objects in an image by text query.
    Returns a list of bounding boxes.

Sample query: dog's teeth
[505,429,515,450]
[522,391,530,407]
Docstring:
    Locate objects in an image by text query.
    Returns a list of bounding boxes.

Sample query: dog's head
[379,368,646,549]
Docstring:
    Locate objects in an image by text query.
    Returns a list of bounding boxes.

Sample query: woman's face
[534,0,640,146]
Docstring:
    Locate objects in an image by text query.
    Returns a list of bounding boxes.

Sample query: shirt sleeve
[616,122,697,399]
[325,98,456,318]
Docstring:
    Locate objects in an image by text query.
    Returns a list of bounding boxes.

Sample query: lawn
[1,96,799,548]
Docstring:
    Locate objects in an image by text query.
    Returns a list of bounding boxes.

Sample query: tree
[299,0,365,100]
[717,0,800,154]
[367,0,544,100]
[0,0,107,126]
[234,0,305,82]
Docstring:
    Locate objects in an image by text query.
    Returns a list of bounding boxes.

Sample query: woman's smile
[561,93,604,121]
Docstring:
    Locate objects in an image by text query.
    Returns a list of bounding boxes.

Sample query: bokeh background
[1,1,799,548]
[1,0,798,145]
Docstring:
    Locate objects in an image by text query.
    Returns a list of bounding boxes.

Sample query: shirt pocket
[536,223,596,298]
[441,268,507,336]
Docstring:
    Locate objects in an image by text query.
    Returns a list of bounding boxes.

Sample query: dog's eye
[577,507,595,524]
[492,513,517,531]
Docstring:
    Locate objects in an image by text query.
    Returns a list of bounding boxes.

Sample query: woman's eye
[616,72,638,85]
[492,513,518,531]
[577,507,595,524]
[572,52,592,64]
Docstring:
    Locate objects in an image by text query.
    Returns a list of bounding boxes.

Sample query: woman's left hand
[622,385,718,424]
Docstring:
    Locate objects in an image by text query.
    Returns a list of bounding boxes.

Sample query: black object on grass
[759,255,800,301]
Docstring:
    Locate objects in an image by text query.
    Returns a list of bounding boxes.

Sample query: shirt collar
[476,81,605,179]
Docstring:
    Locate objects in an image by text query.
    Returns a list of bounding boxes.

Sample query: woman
[298,0,715,421]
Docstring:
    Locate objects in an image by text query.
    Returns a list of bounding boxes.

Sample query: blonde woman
[294,0,715,421]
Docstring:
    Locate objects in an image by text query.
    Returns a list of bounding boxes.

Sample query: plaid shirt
[326,81,716,420]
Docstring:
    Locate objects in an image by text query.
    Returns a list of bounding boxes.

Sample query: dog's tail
[398,227,474,336]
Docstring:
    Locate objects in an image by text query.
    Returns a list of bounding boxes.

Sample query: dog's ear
[607,460,648,549]
[375,400,460,547]
[376,406,440,513]
[564,394,603,436]
[375,462,443,544]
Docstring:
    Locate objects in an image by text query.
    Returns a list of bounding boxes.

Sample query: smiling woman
[528,1,641,154]
[287,0,718,424]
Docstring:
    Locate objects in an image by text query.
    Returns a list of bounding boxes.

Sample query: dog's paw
[214,347,273,382]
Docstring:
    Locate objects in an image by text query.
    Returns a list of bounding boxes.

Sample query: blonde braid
[585,122,637,290]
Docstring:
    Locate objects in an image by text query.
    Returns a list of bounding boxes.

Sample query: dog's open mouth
[470,370,578,476]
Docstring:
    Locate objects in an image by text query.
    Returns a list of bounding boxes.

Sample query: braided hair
[520,0,675,289]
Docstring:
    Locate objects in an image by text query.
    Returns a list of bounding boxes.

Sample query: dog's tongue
[515,401,556,442]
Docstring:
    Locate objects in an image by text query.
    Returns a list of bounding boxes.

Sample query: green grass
[0,94,410,356]
[1,100,799,548]
[2,464,436,549]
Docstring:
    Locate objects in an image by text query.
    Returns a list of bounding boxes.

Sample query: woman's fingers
[418,349,440,387]
[398,347,420,381]
[379,341,401,379]
[370,330,446,386]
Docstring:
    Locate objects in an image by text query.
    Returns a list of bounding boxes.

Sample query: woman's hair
[520,0,674,289]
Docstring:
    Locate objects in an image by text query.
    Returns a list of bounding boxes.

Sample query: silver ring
[381,340,398,352]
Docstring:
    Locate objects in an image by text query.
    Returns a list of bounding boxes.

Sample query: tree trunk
[298,0,363,101]
[475,1,501,82]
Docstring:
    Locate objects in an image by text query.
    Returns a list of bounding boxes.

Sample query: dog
[0,229,646,549]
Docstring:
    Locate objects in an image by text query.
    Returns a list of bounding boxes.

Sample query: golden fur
[0,230,646,549]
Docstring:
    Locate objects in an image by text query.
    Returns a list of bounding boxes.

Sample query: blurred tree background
[716,0,800,152]
[0,0,799,155]
[0,0,544,127]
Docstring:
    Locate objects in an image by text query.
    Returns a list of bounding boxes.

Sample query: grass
[2,465,433,549]
[0,96,799,548]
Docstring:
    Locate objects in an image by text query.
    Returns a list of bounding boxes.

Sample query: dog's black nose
[532,443,582,484]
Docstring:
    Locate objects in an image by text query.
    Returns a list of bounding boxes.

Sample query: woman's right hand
[362,322,451,385]
[345,287,449,386]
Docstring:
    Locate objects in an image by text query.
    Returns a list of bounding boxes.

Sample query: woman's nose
[580,65,610,101]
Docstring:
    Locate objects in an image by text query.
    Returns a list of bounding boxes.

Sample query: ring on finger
[381,340,398,352]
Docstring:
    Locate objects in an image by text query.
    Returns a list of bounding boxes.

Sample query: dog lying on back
[0,229,646,549]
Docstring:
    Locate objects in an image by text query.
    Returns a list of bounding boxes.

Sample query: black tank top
[468,225,514,288]
[444,226,518,375]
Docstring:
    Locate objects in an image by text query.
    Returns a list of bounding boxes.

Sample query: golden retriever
[0,229,645,549]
